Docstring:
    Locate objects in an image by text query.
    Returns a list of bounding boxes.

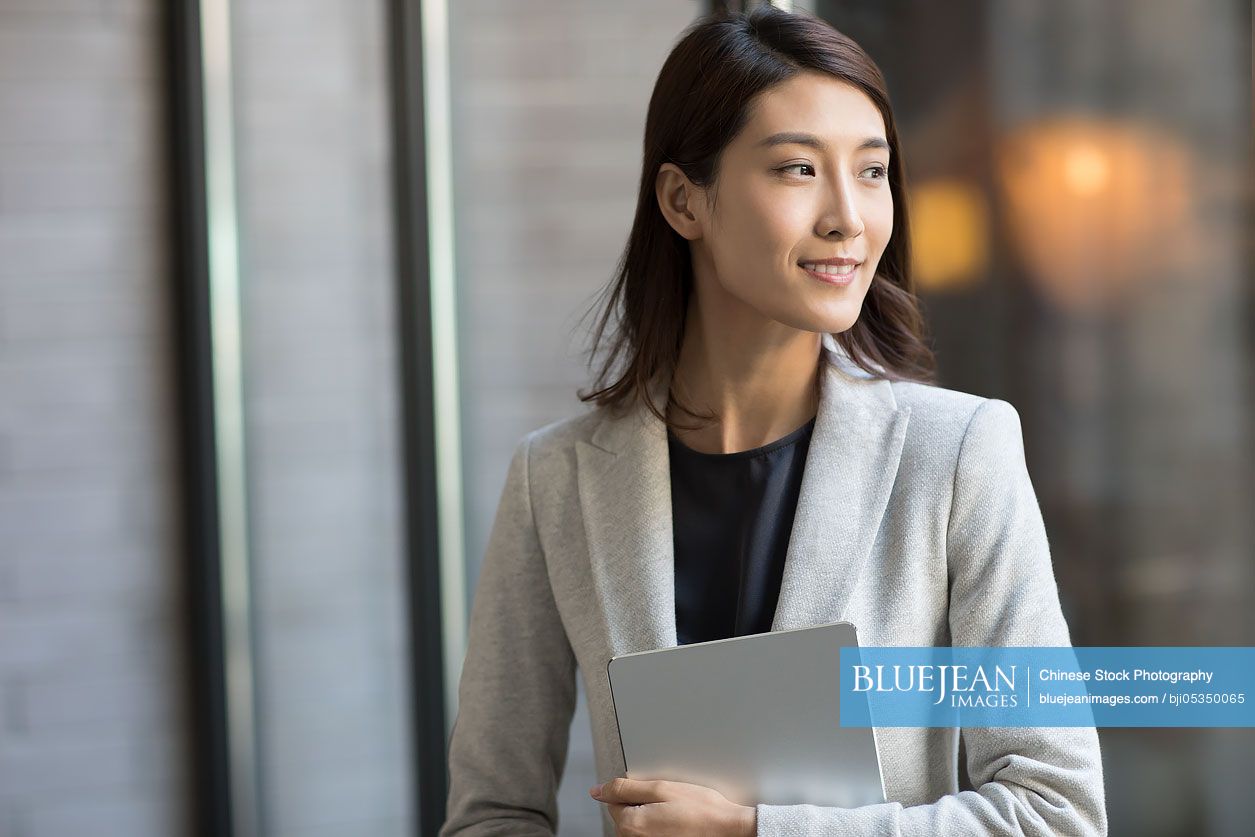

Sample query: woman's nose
[817,186,864,239]
[820,218,862,239]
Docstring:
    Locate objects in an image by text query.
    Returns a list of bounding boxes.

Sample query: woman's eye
[863,165,888,180]
[780,163,815,177]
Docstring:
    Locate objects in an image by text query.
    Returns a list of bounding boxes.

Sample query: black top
[667,414,817,646]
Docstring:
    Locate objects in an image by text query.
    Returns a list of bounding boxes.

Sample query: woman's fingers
[591,777,671,804]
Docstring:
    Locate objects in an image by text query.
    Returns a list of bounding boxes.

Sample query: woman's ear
[655,163,704,241]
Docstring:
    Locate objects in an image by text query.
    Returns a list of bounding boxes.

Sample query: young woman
[441,7,1107,837]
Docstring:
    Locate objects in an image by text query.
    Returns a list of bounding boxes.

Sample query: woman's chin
[806,305,865,336]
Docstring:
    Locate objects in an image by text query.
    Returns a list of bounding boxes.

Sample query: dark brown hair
[576,5,935,430]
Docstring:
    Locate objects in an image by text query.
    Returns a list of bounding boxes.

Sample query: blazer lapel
[771,338,912,631]
[575,333,912,656]
[576,367,679,655]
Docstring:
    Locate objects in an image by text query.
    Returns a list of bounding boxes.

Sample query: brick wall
[0,2,188,835]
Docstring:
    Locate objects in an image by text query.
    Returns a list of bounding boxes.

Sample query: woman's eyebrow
[755,131,889,154]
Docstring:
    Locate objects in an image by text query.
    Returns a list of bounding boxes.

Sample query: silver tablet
[607,620,885,809]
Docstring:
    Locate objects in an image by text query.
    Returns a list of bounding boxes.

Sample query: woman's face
[658,71,894,337]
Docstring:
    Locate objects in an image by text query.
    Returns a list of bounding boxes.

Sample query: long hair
[576,5,936,431]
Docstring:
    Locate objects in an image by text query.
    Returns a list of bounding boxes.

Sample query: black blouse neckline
[667,414,817,462]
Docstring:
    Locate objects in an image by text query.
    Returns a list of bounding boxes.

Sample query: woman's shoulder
[828,343,1012,438]
[887,379,1026,462]
[514,407,605,460]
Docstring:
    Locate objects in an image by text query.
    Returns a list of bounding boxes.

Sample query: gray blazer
[441,333,1107,836]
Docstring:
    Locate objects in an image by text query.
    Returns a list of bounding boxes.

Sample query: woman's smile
[800,260,862,285]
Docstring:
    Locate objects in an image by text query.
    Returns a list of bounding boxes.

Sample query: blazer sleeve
[440,432,579,836]
[754,398,1108,836]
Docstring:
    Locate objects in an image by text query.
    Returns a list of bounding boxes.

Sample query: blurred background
[0,0,1250,835]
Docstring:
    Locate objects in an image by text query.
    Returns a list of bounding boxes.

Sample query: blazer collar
[574,333,912,655]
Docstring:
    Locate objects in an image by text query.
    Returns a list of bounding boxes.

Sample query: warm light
[908,179,990,291]
[1062,144,1111,196]
[995,115,1197,311]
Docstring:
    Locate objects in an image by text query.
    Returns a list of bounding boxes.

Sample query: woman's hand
[590,777,756,836]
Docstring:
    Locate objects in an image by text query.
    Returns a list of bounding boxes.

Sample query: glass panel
[232,1,415,833]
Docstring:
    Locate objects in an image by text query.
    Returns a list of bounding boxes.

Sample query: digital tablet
[606,620,885,808]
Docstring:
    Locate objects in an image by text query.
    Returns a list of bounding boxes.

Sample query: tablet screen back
[607,620,884,808]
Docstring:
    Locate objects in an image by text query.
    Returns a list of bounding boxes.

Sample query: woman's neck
[666,326,822,455]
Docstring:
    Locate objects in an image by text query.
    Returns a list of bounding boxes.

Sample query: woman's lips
[800,262,860,286]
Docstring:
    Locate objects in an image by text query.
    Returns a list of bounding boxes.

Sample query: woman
[441,6,1107,837]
